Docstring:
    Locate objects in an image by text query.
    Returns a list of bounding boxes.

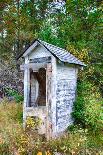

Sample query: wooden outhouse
[20,39,85,139]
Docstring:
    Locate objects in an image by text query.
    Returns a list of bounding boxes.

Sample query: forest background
[0,0,103,154]
[0,0,103,94]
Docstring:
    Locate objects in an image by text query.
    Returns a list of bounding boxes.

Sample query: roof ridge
[38,39,86,66]
[17,38,86,66]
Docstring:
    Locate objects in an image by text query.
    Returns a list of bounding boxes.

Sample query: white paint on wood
[55,64,78,133]
[20,63,47,71]
[22,42,80,138]
[46,63,52,140]
[25,55,29,64]
[23,41,38,57]
[51,56,57,138]
[23,68,30,127]
[28,45,52,60]
[57,65,77,80]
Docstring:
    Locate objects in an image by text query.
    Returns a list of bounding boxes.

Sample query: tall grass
[0,99,46,154]
[0,99,103,155]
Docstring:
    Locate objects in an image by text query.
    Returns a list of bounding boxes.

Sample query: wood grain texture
[22,43,79,139]
[30,56,51,63]
[46,63,52,140]
[56,65,78,133]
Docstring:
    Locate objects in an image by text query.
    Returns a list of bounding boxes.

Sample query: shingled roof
[18,39,86,66]
[39,40,86,66]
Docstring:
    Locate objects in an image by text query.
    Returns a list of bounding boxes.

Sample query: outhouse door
[25,57,52,138]
[33,63,52,139]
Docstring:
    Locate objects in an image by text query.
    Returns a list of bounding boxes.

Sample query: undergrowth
[0,99,103,155]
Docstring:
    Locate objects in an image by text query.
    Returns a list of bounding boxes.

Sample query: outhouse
[20,39,85,139]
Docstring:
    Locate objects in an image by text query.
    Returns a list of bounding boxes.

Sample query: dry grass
[0,99,103,155]
[0,99,46,154]
[0,99,23,154]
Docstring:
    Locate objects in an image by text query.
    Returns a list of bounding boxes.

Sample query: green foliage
[72,80,103,130]
[0,0,103,96]
[0,1,103,153]
[0,143,10,155]
[5,88,23,103]
[39,0,103,96]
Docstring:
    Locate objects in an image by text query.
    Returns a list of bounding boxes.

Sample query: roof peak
[18,39,86,67]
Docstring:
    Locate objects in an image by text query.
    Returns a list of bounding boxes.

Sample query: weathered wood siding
[46,64,52,139]
[23,43,79,138]
[51,57,57,138]
[23,45,56,137]
[28,45,52,60]
[56,64,78,133]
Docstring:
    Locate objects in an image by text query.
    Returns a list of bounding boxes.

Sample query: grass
[0,99,48,154]
[0,99,103,155]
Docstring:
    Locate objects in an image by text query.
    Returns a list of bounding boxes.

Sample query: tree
[39,0,103,95]
[0,0,50,65]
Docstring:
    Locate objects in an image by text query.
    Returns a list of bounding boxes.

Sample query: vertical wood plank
[23,68,30,127]
[46,63,52,140]
[51,56,57,138]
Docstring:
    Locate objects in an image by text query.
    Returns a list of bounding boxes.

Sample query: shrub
[5,88,23,103]
[72,80,103,130]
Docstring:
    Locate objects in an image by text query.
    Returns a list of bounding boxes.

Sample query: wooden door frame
[46,63,52,140]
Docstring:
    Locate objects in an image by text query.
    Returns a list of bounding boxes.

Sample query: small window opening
[29,68,46,107]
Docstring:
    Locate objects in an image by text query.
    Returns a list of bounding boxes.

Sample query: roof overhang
[17,39,86,67]
[17,39,38,59]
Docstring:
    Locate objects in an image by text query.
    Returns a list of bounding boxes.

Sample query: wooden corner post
[23,68,30,127]
[46,63,52,140]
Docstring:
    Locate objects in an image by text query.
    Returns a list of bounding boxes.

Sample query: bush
[5,88,23,103]
[72,80,103,130]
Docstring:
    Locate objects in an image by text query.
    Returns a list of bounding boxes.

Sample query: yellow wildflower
[46,150,51,155]
[37,152,42,155]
